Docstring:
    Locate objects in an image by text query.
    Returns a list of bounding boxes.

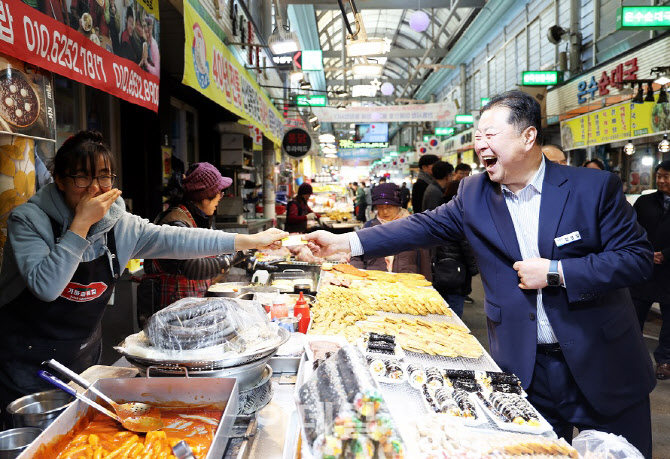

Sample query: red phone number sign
[0,0,159,111]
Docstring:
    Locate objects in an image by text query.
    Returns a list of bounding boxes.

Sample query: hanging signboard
[0,53,56,141]
[616,6,670,29]
[312,101,458,123]
[560,97,667,151]
[282,127,311,159]
[182,0,284,145]
[0,0,161,112]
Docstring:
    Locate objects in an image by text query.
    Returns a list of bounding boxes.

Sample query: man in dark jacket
[399,182,410,208]
[631,160,670,380]
[411,154,439,213]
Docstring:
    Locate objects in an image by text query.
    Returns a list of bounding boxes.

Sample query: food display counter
[9,264,579,459]
[215,218,275,234]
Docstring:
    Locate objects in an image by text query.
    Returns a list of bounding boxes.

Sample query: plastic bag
[572,430,644,459]
[117,297,281,360]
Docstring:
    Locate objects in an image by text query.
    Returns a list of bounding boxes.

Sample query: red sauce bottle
[293,291,311,334]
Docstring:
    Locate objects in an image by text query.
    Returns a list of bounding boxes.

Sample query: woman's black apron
[0,218,120,412]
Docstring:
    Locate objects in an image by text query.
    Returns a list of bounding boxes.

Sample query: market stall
[7,263,581,459]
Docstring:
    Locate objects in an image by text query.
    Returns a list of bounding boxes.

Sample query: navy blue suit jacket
[357,159,656,416]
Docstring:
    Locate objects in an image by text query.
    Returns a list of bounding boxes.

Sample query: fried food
[332,263,368,277]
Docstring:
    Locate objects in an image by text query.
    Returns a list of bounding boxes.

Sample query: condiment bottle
[293,292,311,334]
[271,296,289,320]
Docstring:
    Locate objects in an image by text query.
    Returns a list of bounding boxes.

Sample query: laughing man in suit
[305,90,655,457]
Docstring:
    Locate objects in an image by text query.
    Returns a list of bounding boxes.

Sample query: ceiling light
[300,80,311,90]
[644,83,655,102]
[352,84,378,97]
[632,84,644,104]
[641,156,654,167]
[381,82,394,96]
[289,71,304,82]
[656,75,670,86]
[309,114,318,123]
[313,122,321,130]
[337,104,347,110]
[268,28,300,55]
[659,134,670,154]
[325,154,338,158]
[352,63,384,78]
[624,139,636,155]
[346,37,390,57]
[409,10,430,33]
[658,86,668,104]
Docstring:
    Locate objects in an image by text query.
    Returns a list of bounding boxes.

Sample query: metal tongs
[40,359,164,432]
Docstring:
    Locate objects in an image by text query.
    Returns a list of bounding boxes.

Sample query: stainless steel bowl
[0,427,42,459]
[7,390,73,429]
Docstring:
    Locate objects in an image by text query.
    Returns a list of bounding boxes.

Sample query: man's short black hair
[455,163,472,172]
[656,160,670,173]
[418,154,440,168]
[432,161,454,180]
[482,90,543,145]
[352,182,358,186]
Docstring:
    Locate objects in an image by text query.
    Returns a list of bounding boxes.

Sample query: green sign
[301,50,324,71]
[296,95,328,107]
[435,127,455,136]
[617,6,670,29]
[481,97,491,106]
[521,71,563,86]
[455,114,474,124]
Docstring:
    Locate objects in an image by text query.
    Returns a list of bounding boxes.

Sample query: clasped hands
[513,258,562,289]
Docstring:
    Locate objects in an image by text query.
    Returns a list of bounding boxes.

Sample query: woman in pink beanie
[137,163,249,323]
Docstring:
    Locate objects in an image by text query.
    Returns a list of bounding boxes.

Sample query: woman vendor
[350,183,431,278]
[285,183,317,233]
[137,163,268,326]
[0,131,286,412]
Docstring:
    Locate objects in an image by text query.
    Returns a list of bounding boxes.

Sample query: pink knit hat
[182,163,232,201]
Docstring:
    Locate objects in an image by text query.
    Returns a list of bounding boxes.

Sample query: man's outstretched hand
[303,230,351,258]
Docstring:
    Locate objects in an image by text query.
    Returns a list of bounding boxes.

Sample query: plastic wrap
[295,345,406,459]
[572,430,644,459]
[117,297,281,361]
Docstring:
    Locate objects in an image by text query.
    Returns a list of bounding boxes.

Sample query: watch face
[547,273,561,287]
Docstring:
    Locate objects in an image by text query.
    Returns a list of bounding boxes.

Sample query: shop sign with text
[0,0,161,112]
[282,127,311,158]
[577,58,638,104]
[617,6,670,29]
[182,0,284,144]
[560,97,668,150]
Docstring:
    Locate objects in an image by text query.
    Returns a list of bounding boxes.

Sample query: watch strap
[549,259,559,274]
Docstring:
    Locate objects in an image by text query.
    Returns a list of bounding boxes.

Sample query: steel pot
[0,427,42,459]
[7,390,73,429]
[128,353,273,390]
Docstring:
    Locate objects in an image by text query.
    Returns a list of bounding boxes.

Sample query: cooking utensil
[0,427,42,459]
[172,440,196,459]
[42,360,163,432]
[17,377,239,459]
[37,371,163,433]
[6,390,72,429]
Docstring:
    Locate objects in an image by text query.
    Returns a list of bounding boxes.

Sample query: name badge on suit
[555,231,581,247]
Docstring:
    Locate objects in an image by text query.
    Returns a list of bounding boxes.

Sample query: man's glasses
[67,175,117,188]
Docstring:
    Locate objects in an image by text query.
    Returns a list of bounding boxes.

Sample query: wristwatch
[546,260,561,287]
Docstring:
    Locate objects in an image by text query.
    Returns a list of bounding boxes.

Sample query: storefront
[547,33,670,193]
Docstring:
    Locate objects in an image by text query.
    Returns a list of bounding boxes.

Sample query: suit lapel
[538,162,569,259]
[487,183,523,262]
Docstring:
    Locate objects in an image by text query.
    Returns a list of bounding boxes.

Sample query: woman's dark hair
[582,158,605,170]
[126,6,133,20]
[482,90,543,145]
[162,170,185,206]
[51,130,115,179]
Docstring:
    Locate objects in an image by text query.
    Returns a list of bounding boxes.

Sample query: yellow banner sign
[182,0,284,145]
[560,97,668,150]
